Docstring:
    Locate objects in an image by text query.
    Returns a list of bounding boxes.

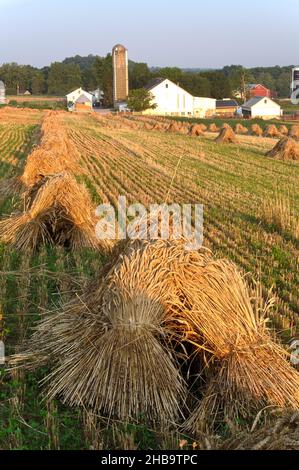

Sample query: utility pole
[240,69,247,102]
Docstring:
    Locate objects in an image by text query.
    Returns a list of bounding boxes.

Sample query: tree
[127,88,157,112]
[203,71,232,99]
[276,72,292,98]
[129,62,151,89]
[180,73,211,97]
[156,67,182,84]
[62,54,97,70]
[92,54,113,106]
[47,62,82,95]
[0,63,36,94]
[31,71,46,94]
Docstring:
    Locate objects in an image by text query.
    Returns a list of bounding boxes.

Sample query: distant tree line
[0,54,294,105]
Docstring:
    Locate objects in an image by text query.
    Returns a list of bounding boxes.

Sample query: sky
[0,0,298,69]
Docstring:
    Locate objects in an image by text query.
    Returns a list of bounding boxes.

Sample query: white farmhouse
[242,97,282,119]
[143,78,215,118]
[66,87,94,107]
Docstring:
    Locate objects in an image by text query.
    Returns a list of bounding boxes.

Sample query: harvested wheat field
[0,109,298,450]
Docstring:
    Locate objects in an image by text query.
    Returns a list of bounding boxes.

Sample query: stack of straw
[11,239,299,429]
[0,173,109,251]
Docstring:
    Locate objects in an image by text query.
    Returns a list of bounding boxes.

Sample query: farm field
[0,109,298,450]
[7,95,65,102]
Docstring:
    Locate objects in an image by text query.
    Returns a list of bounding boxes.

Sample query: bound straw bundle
[180,260,299,431]
[215,126,237,143]
[21,111,80,186]
[266,137,299,161]
[251,124,263,136]
[13,239,195,422]
[11,239,299,428]
[0,173,108,251]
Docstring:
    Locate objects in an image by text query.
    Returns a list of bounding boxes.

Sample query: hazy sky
[0,0,298,68]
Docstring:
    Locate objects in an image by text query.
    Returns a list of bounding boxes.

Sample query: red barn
[248,84,271,98]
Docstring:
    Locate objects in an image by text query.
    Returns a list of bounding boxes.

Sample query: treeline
[0,54,293,104]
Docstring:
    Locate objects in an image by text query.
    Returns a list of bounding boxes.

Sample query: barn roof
[76,94,92,103]
[144,77,166,91]
[242,97,264,108]
[242,96,280,109]
[216,99,238,108]
[247,83,269,90]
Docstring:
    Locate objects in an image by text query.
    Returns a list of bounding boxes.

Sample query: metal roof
[216,99,238,108]
[247,83,268,90]
[242,96,266,108]
[144,77,166,91]
[76,94,92,103]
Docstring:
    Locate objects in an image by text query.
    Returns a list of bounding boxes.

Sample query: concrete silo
[112,44,129,108]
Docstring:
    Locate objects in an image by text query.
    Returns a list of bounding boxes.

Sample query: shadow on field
[238,211,299,250]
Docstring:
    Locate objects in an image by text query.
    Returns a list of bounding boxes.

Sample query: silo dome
[112,44,127,53]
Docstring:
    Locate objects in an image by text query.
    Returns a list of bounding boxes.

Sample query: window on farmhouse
[166,84,168,88]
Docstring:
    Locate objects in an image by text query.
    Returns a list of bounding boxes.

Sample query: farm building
[242,96,282,119]
[74,94,92,112]
[247,83,271,98]
[193,97,216,118]
[66,88,94,110]
[143,78,216,117]
[0,80,6,104]
[89,88,104,106]
[216,99,239,117]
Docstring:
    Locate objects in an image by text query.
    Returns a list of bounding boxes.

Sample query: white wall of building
[250,98,282,119]
[66,88,93,105]
[144,79,194,116]
[143,79,216,117]
[193,97,216,118]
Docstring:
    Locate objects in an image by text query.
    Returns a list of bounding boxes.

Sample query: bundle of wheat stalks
[264,124,280,138]
[190,124,204,136]
[266,137,299,161]
[251,124,263,136]
[221,411,299,450]
[0,173,108,251]
[209,123,220,133]
[234,123,248,135]
[12,238,299,430]
[215,125,237,144]
[21,111,80,186]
